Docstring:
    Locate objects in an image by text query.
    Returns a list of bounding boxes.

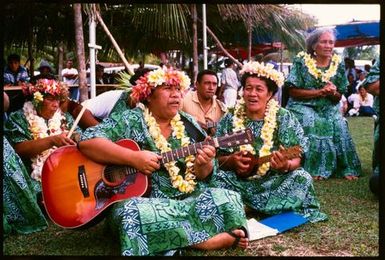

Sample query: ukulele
[241,145,303,178]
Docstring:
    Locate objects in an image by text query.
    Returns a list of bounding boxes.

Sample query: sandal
[226,226,249,249]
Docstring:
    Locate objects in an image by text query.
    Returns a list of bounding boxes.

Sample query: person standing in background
[220,59,241,108]
[363,59,380,197]
[61,59,79,101]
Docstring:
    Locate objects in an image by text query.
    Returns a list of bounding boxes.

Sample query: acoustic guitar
[41,129,253,229]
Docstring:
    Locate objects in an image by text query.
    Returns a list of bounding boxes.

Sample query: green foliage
[3,93,378,256]
[343,46,379,60]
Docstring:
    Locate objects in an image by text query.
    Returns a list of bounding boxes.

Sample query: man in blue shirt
[4,53,30,112]
[4,54,30,85]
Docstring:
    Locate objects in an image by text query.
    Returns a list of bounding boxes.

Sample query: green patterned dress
[211,108,327,223]
[285,55,361,179]
[364,59,380,176]
[3,137,48,236]
[4,108,81,193]
[80,107,247,256]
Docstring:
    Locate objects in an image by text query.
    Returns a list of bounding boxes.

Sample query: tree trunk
[247,22,252,62]
[192,4,198,84]
[58,41,64,80]
[95,10,134,75]
[196,17,242,68]
[28,15,34,77]
[73,4,88,102]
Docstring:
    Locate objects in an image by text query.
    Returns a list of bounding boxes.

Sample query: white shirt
[82,90,124,119]
[221,67,240,91]
[61,68,79,85]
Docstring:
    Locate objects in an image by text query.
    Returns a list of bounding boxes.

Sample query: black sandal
[226,226,249,249]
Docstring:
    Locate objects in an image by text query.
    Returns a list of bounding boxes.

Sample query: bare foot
[313,176,325,180]
[191,228,249,250]
[345,175,358,180]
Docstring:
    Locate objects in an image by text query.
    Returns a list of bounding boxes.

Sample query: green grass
[3,117,379,256]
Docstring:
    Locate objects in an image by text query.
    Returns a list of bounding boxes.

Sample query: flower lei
[130,67,191,104]
[233,98,279,178]
[143,107,196,193]
[297,51,341,83]
[22,79,66,109]
[239,61,285,87]
[23,101,67,182]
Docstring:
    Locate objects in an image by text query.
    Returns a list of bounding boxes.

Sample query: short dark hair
[224,58,234,68]
[7,53,20,63]
[241,74,278,96]
[196,69,218,84]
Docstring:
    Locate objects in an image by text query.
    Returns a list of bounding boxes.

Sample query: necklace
[233,98,279,178]
[143,107,196,193]
[297,51,341,83]
[23,101,67,181]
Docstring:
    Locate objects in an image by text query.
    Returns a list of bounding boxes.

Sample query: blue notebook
[259,211,309,233]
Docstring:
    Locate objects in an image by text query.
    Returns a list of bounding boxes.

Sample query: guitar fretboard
[160,140,214,164]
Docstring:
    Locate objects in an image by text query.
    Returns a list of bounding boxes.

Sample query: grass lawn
[3,117,379,256]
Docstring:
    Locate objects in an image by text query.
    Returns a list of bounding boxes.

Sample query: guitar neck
[160,129,253,164]
[256,146,302,165]
[160,139,214,164]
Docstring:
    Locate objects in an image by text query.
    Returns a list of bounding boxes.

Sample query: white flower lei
[297,51,341,83]
[143,107,196,193]
[233,98,279,178]
[23,101,66,182]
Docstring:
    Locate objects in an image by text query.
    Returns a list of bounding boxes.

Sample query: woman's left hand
[195,145,216,166]
[270,145,289,173]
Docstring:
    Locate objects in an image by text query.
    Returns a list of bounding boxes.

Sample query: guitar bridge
[78,165,90,198]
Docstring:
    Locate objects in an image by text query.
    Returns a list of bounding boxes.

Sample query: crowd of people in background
[3,25,380,255]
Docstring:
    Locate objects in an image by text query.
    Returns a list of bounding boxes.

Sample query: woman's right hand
[50,133,76,147]
[230,151,252,177]
[131,150,162,176]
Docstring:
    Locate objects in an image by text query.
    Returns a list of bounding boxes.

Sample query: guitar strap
[180,115,206,143]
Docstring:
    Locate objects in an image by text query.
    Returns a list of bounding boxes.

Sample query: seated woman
[3,137,48,236]
[347,85,376,117]
[4,79,82,193]
[211,61,327,223]
[285,27,361,180]
[78,67,249,256]
[3,92,47,236]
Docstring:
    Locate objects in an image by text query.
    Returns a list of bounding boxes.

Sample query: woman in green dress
[3,137,48,236]
[3,92,47,235]
[4,79,81,193]
[79,67,249,256]
[285,27,361,180]
[211,61,327,223]
[363,59,380,196]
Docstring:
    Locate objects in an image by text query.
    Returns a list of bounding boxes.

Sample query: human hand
[323,81,338,96]
[270,145,290,173]
[230,151,252,177]
[195,144,216,167]
[132,150,161,175]
[50,132,77,147]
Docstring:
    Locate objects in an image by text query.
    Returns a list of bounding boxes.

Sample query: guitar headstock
[217,128,254,148]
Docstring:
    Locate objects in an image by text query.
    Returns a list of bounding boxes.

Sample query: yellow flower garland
[23,101,66,181]
[233,98,279,178]
[297,51,341,83]
[143,107,196,193]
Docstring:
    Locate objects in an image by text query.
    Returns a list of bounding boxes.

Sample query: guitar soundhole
[102,165,128,187]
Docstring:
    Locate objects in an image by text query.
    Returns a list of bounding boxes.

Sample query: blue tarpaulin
[334,21,379,47]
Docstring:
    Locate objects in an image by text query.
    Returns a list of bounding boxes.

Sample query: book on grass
[246,218,278,241]
[259,211,309,233]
